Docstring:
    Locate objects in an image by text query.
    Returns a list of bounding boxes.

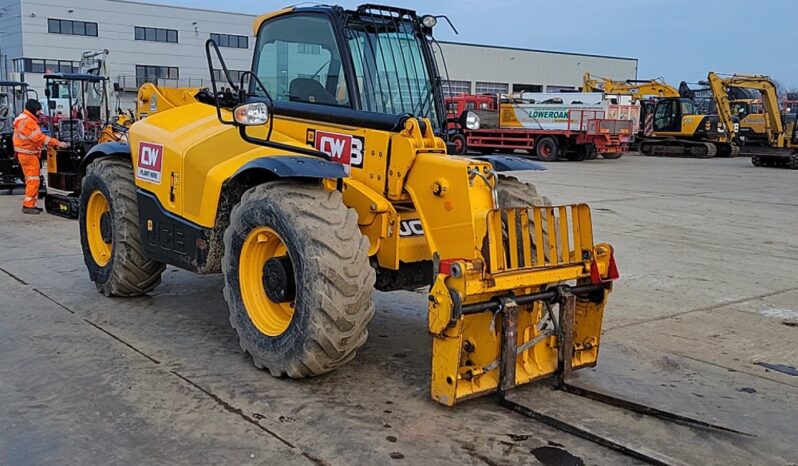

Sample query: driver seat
[289,78,337,105]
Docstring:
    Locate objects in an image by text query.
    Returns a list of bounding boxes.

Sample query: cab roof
[251,4,421,36]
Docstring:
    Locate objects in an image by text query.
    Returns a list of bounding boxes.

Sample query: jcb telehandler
[77,4,618,406]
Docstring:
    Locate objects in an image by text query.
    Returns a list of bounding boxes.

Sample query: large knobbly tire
[496,175,550,208]
[222,181,375,378]
[79,158,165,296]
[494,175,557,264]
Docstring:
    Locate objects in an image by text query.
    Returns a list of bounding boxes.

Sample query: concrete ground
[1,155,797,465]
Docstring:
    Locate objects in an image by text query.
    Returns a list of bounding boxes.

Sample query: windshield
[344,13,440,130]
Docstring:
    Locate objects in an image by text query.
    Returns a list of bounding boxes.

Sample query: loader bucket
[428,204,616,406]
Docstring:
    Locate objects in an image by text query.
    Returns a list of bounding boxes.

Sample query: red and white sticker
[136,141,163,184]
[312,130,364,169]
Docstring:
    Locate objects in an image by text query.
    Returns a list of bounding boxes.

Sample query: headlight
[234,102,270,126]
[733,123,739,132]
[465,111,480,130]
[421,15,437,28]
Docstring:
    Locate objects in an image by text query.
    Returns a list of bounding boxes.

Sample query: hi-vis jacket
[12,110,60,155]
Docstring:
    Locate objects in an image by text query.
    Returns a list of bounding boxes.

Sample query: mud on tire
[79,158,165,296]
[222,181,375,377]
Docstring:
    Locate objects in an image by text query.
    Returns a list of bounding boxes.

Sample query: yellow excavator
[707,72,798,168]
[583,73,738,157]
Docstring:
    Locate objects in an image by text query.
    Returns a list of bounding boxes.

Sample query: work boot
[22,207,41,215]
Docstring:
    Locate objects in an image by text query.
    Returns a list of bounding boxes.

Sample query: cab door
[653,98,681,133]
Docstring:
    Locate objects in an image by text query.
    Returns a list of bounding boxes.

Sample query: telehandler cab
[78,4,618,406]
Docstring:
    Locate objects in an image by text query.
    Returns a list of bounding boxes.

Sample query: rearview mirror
[44,88,51,98]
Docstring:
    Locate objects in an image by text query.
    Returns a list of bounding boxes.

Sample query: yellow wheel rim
[240,226,295,337]
[86,190,113,267]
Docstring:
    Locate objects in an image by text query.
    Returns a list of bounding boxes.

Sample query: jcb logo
[313,130,364,168]
[399,219,424,237]
[136,142,163,184]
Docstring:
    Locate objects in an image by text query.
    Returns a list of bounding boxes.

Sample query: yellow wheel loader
[77,4,618,406]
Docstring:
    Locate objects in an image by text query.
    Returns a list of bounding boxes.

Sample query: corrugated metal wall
[436,41,638,93]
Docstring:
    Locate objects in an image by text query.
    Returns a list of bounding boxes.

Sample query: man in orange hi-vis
[13,99,69,214]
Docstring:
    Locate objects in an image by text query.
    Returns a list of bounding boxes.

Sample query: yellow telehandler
[77,4,618,407]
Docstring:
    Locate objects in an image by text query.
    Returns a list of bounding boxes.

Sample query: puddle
[531,446,585,466]
[757,307,798,320]
[756,363,798,377]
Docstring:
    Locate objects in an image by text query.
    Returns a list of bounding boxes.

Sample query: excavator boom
[583,73,680,100]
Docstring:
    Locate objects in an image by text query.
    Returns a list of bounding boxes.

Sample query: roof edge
[438,40,638,62]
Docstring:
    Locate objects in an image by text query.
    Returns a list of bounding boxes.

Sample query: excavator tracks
[638,139,739,159]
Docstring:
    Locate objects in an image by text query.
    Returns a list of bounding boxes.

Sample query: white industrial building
[0,0,638,109]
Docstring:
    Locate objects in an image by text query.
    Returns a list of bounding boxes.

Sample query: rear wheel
[566,144,592,162]
[601,150,623,160]
[495,176,557,262]
[535,137,559,162]
[450,133,467,155]
[222,182,375,377]
[79,158,165,296]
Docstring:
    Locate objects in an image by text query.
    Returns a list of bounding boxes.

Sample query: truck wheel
[535,137,559,162]
[601,151,623,160]
[223,181,375,377]
[566,144,593,161]
[79,158,165,297]
[451,133,467,155]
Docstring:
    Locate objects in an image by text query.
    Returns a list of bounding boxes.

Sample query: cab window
[252,15,349,107]
[680,100,695,116]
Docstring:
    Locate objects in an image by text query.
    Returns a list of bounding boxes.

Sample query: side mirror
[44,89,51,98]
[233,102,270,126]
[48,100,56,110]
[113,83,122,93]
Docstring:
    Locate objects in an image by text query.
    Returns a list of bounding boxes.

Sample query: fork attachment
[428,204,618,406]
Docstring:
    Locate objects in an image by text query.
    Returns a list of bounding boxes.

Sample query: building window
[134,26,178,43]
[513,83,542,93]
[546,85,578,93]
[48,18,98,37]
[136,65,179,86]
[297,43,321,55]
[13,58,79,74]
[442,80,471,96]
[475,82,508,95]
[210,33,248,49]
[212,69,249,85]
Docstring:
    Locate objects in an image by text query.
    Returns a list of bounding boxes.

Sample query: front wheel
[222,182,375,377]
[450,133,467,155]
[79,158,165,296]
[536,137,560,162]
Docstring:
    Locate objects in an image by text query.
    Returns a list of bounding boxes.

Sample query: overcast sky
[142,0,798,87]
